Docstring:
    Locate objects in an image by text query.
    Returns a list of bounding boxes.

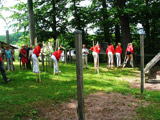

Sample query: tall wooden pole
[75,30,85,120]
[140,34,144,94]
[6,30,10,45]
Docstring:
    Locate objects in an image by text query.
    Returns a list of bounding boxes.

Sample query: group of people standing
[0,41,134,83]
[82,42,134,69]
[20,44,33,70]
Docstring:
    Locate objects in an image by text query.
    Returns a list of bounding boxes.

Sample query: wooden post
[46,56,47,72]
[6,30,10,45]
[75,30,85,120]
[41,53,45,72]
[93,41,95,68]
[48,56,50,73]
[140,34,144,94]
[69,49,72,63]
[65,50,67,64]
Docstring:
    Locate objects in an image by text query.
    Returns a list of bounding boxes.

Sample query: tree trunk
[52,0,57,41]
[27,0,36,46]
[6,30,10,45]
[102,0,110,43]
[144,0,150,45]
[116,0,132,57]
[115,24,120,44]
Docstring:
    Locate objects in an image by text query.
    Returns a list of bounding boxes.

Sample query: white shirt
[82,48,89,56]
[29,49,33,59]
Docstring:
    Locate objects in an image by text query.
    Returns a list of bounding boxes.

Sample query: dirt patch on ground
[39,92,144,120]
[125,71,160,91]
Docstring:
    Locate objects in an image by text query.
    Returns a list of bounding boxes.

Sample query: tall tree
[27,0,36,46]
[116,0,132,56]
[101,0,110,43]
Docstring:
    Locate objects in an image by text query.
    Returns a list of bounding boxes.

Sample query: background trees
[0,0,159,61]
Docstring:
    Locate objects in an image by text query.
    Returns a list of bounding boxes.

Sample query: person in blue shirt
[5,46,13,71]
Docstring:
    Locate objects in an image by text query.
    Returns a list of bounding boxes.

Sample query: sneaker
[55,71,61,73]
[5,79,11,83]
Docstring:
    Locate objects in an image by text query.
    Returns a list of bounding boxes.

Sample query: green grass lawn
[0,62,160,119]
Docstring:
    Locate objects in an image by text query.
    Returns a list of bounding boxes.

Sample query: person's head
[6,45,9,50]
[60,47,64,51]
[38,42,43,48]
[118,43,121,46]
[110,43,113,46]
[96,42,99,46]
[30,45,33,49]
[22,45,25,49]
[59,45,62,48]
[26,44,28,48]
[82,44,86,48]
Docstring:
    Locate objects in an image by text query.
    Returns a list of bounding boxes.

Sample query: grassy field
[0,62,160,119]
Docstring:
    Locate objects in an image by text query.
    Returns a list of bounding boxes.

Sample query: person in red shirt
[32,42,43,73]
[90,43,100,68]
[115,43,122,68]
[106,43,114,68]
[20,45,28,70]
[124,43,134,68]
[51,47,64,74]
[0,47,11,83]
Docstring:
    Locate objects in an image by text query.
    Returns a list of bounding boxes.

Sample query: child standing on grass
[32,43,43,73]
[51,48,64,74]
[5,46,14,71]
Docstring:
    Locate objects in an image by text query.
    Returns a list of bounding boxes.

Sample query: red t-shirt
[106,45,114,54]
[90,46,100,54]
[115,45,122,54]
[53,50,62,61]
[33,45,41,57]
[126,46,134,54]
[0,54,2,62]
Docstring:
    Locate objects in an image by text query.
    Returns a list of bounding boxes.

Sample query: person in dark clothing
[0,48,11,83]
[25,44,31,69]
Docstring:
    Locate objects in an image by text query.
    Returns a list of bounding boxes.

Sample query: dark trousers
[0,61,8,81]
[26,59,31,69]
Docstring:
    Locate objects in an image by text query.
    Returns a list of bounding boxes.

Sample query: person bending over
[32,43,43,73]
[124,43,134,68]
[51,48,64,74]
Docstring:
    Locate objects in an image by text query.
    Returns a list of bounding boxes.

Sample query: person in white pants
[115,43,122,68]
[90,43,100,68]
[82,44,89,69]
[32,43,43,73]
[106,43,114,68]
[51,48,63,74]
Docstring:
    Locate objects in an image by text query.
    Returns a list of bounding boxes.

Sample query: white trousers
[51,55,58,73]
[92,52,98,63]
[108,52,113,67]
[32,54,39,73]
[116,53,121,67]
[82,56,88,68]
